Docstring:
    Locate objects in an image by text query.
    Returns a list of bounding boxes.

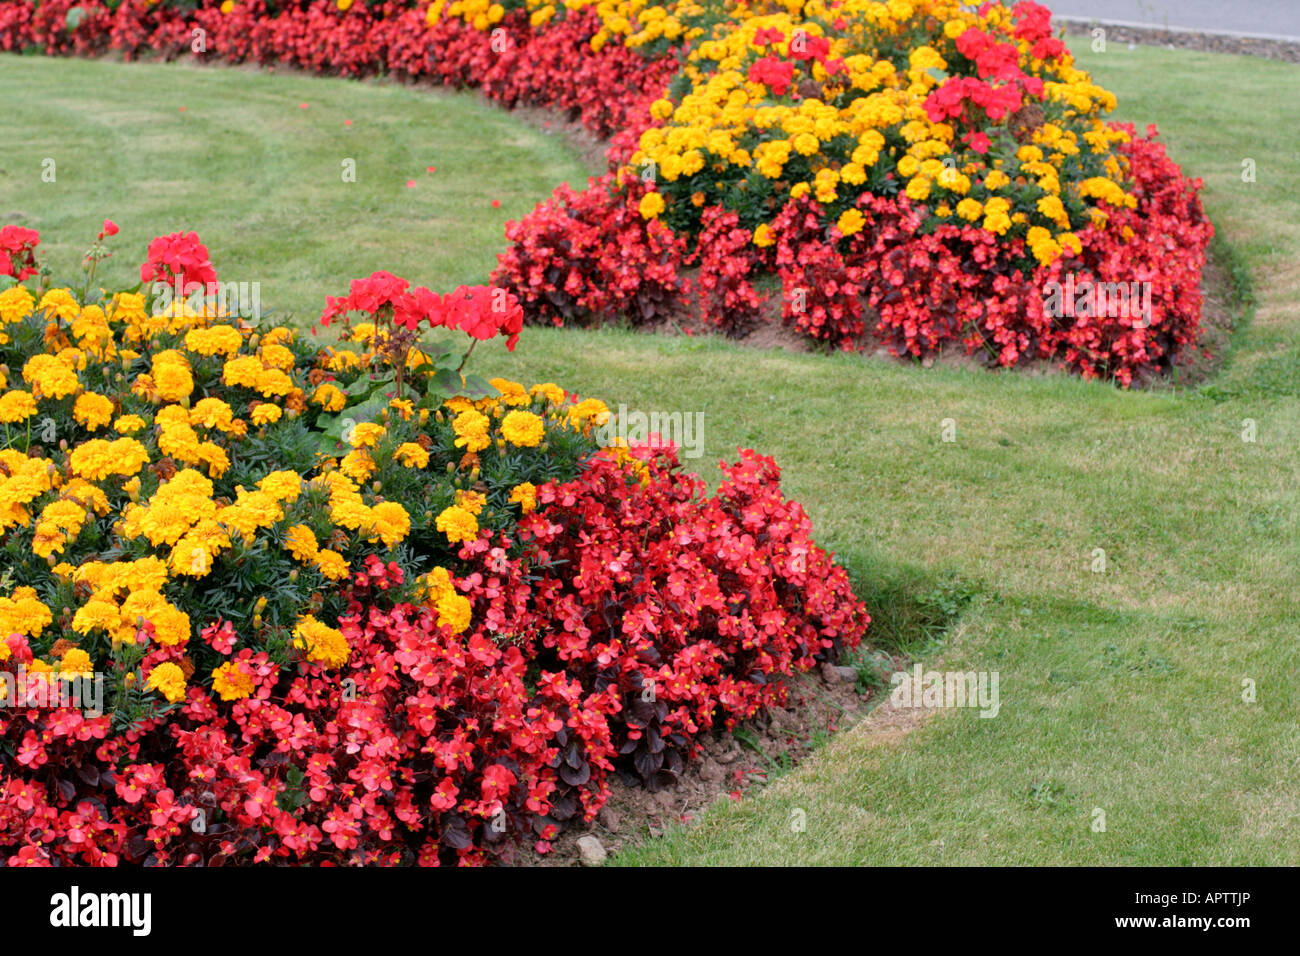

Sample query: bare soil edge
[535,658,907,867]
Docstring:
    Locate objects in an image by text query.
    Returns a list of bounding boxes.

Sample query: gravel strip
[1059,18,1300,64]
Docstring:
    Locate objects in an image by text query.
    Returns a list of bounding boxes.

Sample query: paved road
[1046,0,1300,40]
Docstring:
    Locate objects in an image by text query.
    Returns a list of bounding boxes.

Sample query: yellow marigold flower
[152,351,194,402]
[349,422,385,448]
[324,349,361,372]
[315,549,349,581]
[114,414,147,434]
[257,470,303,502]
[32,499,88,558]
[435,590,472,635]
[956,198,983,221]
[340,449,376,483]
[212,661,255,701]
[189,397,235,432]
[250,403,282,426]
[508,482,538,514]
[455,489,486,516]
[985,170,1011,191]
[70,438,149,481]
[792,133,820,156]
[145,661,188,704]
[22,354,79,399]
[1036,194,1070,228]
[159,420,201,463]
[568,398,609,427]
[58,648,94,680]
[435,505,478,545]
[638,192,666,219]
[488,378,530,407]
[73,392,115,431]
[293,616,350,668]
[198,442,230,479]
[259,343,295,371]
[367,501,411,547]
[500,410,545,447]
[529,382,566,406]
[0,587,53,639]
[312,382,346,412]
[841,162,867,186]
[394,442,430,468]
[222,355,263,389]
[38,288,80,322]
[0,286,35,325]
[452,409,491,453]
[185,325,243,357]
[443,396,475,414]
[285,524,319,563]
[121,590,191,646]
[255,368,294,398]
[0,390,37,424]
[753,223,775,247]
[836,209,866,236]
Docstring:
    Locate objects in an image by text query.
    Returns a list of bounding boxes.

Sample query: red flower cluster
[765,127,1213,383]
[747,56,795,97]
[511,447,869,791]
[1,448,868,866]
[493,176,686,327]
[321,270,524,349]
[688,206,772,335]
[0,224,40,281]
[139,230,218,292]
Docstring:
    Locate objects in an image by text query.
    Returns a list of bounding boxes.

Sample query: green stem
[456,339,477,377]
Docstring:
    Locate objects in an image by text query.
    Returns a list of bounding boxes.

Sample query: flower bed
[0,224,869,865]
[0,0,1212,384]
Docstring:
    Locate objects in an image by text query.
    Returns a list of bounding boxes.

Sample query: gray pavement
[1043,0,1300,40]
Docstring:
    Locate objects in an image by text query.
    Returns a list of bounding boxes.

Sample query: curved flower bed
[0,0,1212,384]
[0,225,868,865]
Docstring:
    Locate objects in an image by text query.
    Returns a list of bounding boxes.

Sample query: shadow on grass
[834,553,983,697]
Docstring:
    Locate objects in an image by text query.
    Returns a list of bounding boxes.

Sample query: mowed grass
[0,55,593,319]
[2,45,1298,864]
[483,44,1300,865]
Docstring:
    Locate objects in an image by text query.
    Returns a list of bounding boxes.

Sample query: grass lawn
[0,56,593,319]
[1,42,1296,864]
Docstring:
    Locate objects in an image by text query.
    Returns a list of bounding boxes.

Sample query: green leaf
[420,338,460,366]
[460,374,497,400]
[65,6,85,30]
[344,372,394,398]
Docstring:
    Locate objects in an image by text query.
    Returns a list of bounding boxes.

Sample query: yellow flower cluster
[292,616,351,668]
[419,566,474,635]
[1,275,641,718]
[426,0,1142,266]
